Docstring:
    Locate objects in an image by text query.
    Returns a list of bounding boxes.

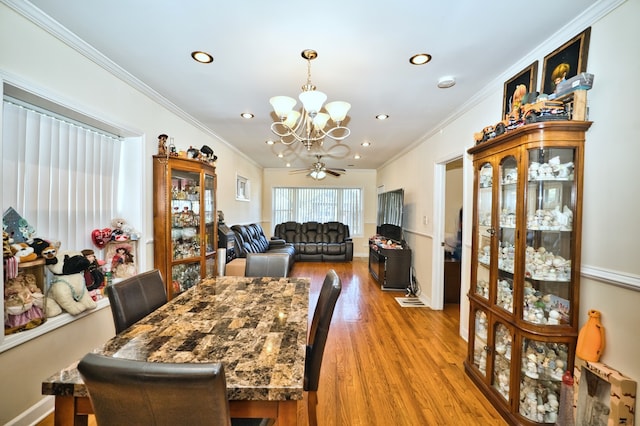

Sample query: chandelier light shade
[269,49,351,150]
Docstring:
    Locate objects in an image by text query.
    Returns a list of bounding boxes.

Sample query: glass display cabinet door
[496,156,517,314]
[492,321,514,401]
[204,173,215,254]
[171,262,201,294]
[523,147,575,326]
[204,172,216,278]
[171,170,202,261]
[519,337,570,423]
[474,163,493,300]
[472,306,489,377]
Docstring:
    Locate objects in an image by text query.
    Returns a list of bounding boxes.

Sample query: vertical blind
[2,100,122,251]
[272,187,362,235]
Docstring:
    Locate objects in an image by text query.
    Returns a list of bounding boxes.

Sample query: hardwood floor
[38,258,505,426]
[290,259,505,426]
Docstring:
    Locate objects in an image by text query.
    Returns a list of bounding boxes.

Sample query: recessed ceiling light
[240,112,254,119]
[437,76,456,89]
[354,154,361,159]
[286,163,291,167]
[265,140,275,145]
[191,51,213,63]
[361,141,371,147]
[410,53,432,65]
[376,114,389,120]
[277,153,284,158]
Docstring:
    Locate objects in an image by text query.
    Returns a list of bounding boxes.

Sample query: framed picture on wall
[502,62,538,119]
[236,174,249,201]
[541,27,591,95]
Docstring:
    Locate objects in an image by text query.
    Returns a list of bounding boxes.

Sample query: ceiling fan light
[312,112,330,130]
[324,101,351,122]
[270,96,297,118]
[316,170,326,179]
[283,110,301,128]
[299,90,326,114]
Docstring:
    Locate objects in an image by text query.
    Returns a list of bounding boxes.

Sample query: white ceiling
[23,0,598,171]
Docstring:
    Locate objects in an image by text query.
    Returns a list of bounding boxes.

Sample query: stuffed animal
[11,242,38,263]
[2,231,13,259]
[4,273,46,333]
[46,251,96,317]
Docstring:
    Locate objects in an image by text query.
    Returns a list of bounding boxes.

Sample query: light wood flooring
[38,258,505,426]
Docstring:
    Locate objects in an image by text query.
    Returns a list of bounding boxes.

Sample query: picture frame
[236,174,249,201]
[502,62,538,119]
[541,27,591,95]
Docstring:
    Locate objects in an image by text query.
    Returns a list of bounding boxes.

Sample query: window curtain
[272,187,362,235]
[2,100,122,251]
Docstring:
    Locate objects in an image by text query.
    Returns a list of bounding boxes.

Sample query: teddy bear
[45,251,96,317]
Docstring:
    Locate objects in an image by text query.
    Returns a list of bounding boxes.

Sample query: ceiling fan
[289,155,346,180]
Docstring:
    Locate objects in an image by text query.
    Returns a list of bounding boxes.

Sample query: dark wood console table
[368,238,411,290]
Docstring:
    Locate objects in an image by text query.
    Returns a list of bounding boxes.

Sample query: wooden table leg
[54,396,88,426]
[276,400,298,426]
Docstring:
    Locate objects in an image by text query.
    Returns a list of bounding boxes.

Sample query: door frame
[431,153,465,310]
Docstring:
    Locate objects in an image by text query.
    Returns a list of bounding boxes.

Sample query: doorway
[443,159,463,304]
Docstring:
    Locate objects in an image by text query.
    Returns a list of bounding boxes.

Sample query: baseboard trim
[6,395,53,426]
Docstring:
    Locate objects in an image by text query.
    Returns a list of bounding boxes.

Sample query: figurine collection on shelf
[493,323,512,399]
[518,340,568,423]
[473,310,488,374]
[171,263,201,293]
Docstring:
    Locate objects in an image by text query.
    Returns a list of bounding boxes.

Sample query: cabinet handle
[483,345,492,354]
[487,228,496,236]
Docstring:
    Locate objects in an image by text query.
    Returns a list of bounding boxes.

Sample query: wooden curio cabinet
[153,155,217,300]
[464,121,592,425]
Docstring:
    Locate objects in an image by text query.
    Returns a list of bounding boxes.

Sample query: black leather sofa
[230,223,296,270]
[272,221,353,261]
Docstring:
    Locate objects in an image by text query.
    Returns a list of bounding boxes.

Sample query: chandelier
[269,49,351,150]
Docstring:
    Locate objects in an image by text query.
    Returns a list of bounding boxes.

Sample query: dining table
[41,275,311,426]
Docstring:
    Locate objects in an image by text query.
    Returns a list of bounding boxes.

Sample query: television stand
[368,238,411,291]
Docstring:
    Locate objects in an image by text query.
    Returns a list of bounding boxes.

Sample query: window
[2,99,123,251]
[272,187,363,235]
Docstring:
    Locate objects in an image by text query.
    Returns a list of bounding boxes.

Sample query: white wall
[379,1,640,421]
[0,3,262,423]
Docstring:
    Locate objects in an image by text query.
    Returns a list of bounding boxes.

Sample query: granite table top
[42,275,310,401]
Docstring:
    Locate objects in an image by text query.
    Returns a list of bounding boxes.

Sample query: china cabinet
[464,121,591,425]
[153,155,217,300]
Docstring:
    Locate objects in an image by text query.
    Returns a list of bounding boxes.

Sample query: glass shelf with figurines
[472,307,489,377]
[492,321,513,401]
[171,261,201,294]
[519,338,570,424]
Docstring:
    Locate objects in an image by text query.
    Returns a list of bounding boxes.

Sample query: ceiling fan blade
[327,167,346,172]
[289,169,311,174]
[325,169,343,177]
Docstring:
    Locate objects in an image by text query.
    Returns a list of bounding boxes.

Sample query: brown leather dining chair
[77,352,272,426]
[244,252,290,278]
[305,269,342,426]
[105,269,167,334]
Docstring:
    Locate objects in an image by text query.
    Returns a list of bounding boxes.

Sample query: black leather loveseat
[272,221,353,261]
[230,223,296,270]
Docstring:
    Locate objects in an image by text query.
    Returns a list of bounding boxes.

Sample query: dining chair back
[304,269,342,425]
[244,252,290,278]
[105,268,167,334]
[77,352,232,426]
